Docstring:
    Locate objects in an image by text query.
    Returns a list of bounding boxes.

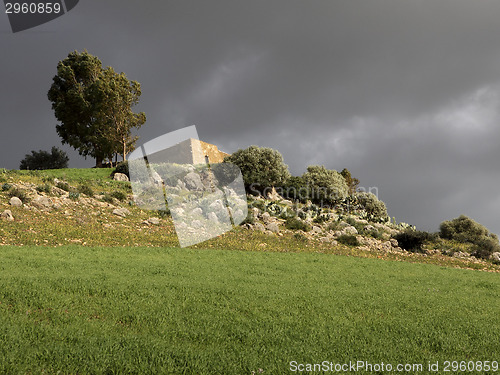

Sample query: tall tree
[48,50,146,167]
[94,67,146,162]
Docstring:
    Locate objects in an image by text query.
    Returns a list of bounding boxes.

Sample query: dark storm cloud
[1,0,500,234]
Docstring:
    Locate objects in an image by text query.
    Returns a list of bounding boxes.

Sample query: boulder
[261,212,272,223]
[312,226,322,234]
[207,212,219,223]
[490,252,500,262]
[184,172,204,191]
[254,222,266,232]
[266,187,280,201]
[9,197,22,207]
[1,210,14,221]
[341,226,358,236]
[266,222,279,233]
[389,238,399,248]
[147,217,160,225]
[112,208,130,218]
[191,207,203,216]
[113,173,129,182]
[32,195,52,209]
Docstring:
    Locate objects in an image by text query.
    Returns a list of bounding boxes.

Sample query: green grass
[8,168,114,182]
[0,246,499,374]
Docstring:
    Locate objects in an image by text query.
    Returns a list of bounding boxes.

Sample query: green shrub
[102,194,114,204]
[36,184,51,194]
[19,146,69,170]
[69,192,80,200]
[393,229,435,253]
[293,232,308,242]
[302,165,349,205]
[470,238,500,260]
[337,234,360,247]
[224,145,290,193]
[56,181,71,192]
[2,183,12,191]
[112,161,129,178]
[111,191,127,202]
[356,192,388,222]
[8,187,29,203]
[313,214,329,224]
[78,184,94,197]
[285,217,312,232]
[439,215,498,243]
[326,221,342,232]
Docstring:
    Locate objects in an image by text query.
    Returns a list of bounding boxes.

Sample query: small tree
[439,215,498,243]
[302,165,349,205]
[20,146,69,170]
[340,168,360,195]
[224,145,290,193]
[356,192,388,221]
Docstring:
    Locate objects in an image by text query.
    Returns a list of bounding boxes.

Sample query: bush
[111,191,127,202]
[2,183,12,191]
[19,146,69,170]
[68,191,80,200]
[285,217,312,232]
[102,194,114,204]
[439,215,498,244]
[36,184,51,194]
[78,184,94,197]
[224,146,290,193]
[471,238,500,260]
[112,161,129,178]
[356,192,388,222]
[393,229,434,253]
[340,168,360,195]
[56,181,71,192]
[280,176,309,202]
[302,165,349,205]
[8,187,29,203]
[337,234,360,247]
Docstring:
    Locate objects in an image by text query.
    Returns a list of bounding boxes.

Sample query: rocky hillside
[0,169,499,272]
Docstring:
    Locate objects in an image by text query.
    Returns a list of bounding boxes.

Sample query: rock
[453,251,469,258]
[266,187,280,201]
[319,236,333,243]
[380,241,392,252]
[112,208,130,218]
[191,207,203,216]
[254,223,266,232]
[341,226,358,236]
[312,226,322,234]
[389,238,399,247]
[266,222,279,233]
[261,212,271,223]
[209,199,225,212]
[207,212,219,223]
[113,173,129,182]
[1,210,14,221]
[9,197,22,207]
[490,252,500,262]
[184,172,204,191]
[148,217,160,225]
[191,220,203,229]
[32,195,52,209]
[176,179,187,190]
[151,170,163,185]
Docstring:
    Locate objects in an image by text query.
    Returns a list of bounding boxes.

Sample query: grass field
[0,246,499,374]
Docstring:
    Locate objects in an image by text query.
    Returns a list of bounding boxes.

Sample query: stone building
[145,138,230,165]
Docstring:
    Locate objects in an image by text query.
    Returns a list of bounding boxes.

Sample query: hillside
[0,168,499,272]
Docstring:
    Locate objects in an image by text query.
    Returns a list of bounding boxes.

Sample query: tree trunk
[95,158,103,168]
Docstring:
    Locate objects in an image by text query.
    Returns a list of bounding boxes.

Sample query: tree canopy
[47,50,146,167]
[20,146,69,170]
[224,145,290,193]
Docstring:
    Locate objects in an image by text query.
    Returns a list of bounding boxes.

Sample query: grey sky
[1,0,500,235]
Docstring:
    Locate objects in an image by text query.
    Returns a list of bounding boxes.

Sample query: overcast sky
[1,0,500,235]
